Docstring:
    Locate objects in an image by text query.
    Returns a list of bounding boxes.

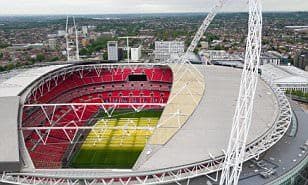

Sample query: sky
[0,0,307,15]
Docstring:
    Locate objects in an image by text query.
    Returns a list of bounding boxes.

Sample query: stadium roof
[280,65,308,79]
[0,64,69,171]
[275,76,308,84]
[0,64,281,177]
[0,65,69,97]
[261,64,308,85]
[136,65,279,171]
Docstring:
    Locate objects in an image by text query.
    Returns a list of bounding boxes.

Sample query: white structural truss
[219,0,263,185]
[65,16,80,62]
[22,102,165,145]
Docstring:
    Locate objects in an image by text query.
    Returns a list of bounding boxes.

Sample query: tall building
[118,48,124,61]
[131,46,142,61]
[154,41,185,62]
[47,38,57,50]
[107,41,119,61]
[68,27,75,35]
[82,26,88,36]
[294,50,308,71]
[57,30,66,37]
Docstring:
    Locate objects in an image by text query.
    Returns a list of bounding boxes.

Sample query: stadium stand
[22,67,173,169]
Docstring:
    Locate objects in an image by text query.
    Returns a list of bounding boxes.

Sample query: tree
[15,62,22,68]
[205,33,219,42]
[213,45,225,50]
[91,37,113,52]
[103,52,108,60]
[0,52,3,59]
[36,54,45,62]
[0,65,5,72]
[80,48,91,56]
[0,42,9,49]
[6,63,15,70]
[50,56,59,62]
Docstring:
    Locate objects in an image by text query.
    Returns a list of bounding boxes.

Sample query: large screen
[128,74,148,81]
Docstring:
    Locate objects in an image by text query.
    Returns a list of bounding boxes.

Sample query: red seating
[22,66,173,169]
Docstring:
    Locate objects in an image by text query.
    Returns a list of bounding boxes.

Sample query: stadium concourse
[0,62,292,185]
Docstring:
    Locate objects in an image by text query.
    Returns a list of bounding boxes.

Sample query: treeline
[0,61,34,72]
[0,54,59,73]
[0,42,10,49]
[286,90,308,99]
[80,37,114,56]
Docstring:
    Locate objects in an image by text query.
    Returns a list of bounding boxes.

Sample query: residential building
[107,41,119,61]
[47,39,57,50]
[200,41,209,49]
[81,26,88,36]
[131,46,142,61]
[57,30,66,37]
[294,50,308,71]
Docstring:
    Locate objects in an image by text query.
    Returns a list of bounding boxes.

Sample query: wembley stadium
[0,0,308,184]
[1,60,306,185]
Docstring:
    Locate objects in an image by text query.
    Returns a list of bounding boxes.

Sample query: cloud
[0,0,307,15]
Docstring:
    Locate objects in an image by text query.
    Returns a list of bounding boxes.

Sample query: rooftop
[136,66,279,171]
[239,100,308,185]
[0,65,69,97]
[261,64,308,85]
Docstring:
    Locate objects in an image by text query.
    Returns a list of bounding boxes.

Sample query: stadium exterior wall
[0,96,21,172]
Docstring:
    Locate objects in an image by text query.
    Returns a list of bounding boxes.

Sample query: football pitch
[70,110,162,169]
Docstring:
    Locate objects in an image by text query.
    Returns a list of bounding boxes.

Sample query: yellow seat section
[80,117,159,151]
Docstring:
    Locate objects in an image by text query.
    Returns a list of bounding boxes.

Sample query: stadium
[0,0,308,185]
[1,60,305,185]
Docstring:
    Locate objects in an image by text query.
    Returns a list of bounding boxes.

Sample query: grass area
[286,90,308,102]
[70,109,162,169]
[70,147,143,169]
[94,109,163,119]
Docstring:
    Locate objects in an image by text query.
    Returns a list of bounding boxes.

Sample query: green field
[70,110,162,169]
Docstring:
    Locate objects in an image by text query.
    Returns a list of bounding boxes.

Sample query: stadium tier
[21,66,173,169]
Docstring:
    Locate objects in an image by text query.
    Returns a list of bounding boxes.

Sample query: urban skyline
[1,0,308,15]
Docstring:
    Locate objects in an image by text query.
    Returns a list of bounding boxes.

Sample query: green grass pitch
[69,110,162,169]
